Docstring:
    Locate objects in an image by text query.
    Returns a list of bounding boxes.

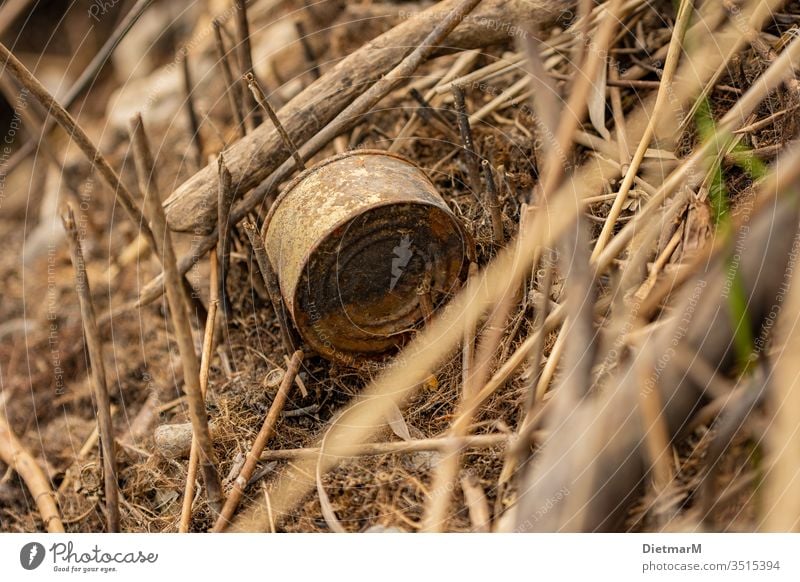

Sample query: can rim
[262,149,438,238]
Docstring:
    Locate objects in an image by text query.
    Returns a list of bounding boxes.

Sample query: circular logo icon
[19,542,46,570]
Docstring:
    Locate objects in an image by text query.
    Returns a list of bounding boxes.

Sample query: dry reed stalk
[216,154,235,319]
[0,415,64,532]
[129,114,223,514]
[461,263,478,400]
[179,251,220,532]
[515,139,800,531]
[246,72,305,172]
[482,160,505,245]
[62,208,120,533]
[594,3,800,274]
[451,83,482,195]
[182,55,205,170]
[388,49,480,153]
[212,350,303,532]
[213,18,247,138]
[234,0,261,129]
[461,474,491,532]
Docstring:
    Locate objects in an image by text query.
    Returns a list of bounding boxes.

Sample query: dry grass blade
[591,0,694,260]
[61,208,120,533]
[594,0,799,274]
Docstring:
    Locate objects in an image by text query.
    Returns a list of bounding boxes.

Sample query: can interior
[292,202,468,362]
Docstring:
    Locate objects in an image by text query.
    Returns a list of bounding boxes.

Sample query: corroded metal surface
[264,150,470,365]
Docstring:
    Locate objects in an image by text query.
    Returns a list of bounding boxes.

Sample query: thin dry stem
[179,251,219,533]
[129,114,223,514]
[212,350,303,532]
[246,72,305,172]
[213,18,247,138]
[62,207,120,533]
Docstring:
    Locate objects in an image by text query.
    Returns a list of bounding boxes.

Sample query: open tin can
[263,149,471,366]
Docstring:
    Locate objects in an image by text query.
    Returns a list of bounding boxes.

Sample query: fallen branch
[163,0,565,233]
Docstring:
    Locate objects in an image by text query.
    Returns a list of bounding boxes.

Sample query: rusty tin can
[263,149,471,366]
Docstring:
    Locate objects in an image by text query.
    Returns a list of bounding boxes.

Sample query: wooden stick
[129,114,223,514]
[408,88,460,141]
[217,154,235,319]
[481,160,504,245]
[608,61,631,173]
[61,207,120,533]
[212,349,303,532]
[451,83,482,195]
[245,72,305,172]
[179,253,219,532]
[0,416,64,532]
[258,432,516,461]
[182,55,205,170]
[213,18,247,138]
[461,263,478,399]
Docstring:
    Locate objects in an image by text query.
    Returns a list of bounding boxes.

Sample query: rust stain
[263,150,470,366]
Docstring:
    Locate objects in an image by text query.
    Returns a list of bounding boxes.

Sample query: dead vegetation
[1,0,800,533]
